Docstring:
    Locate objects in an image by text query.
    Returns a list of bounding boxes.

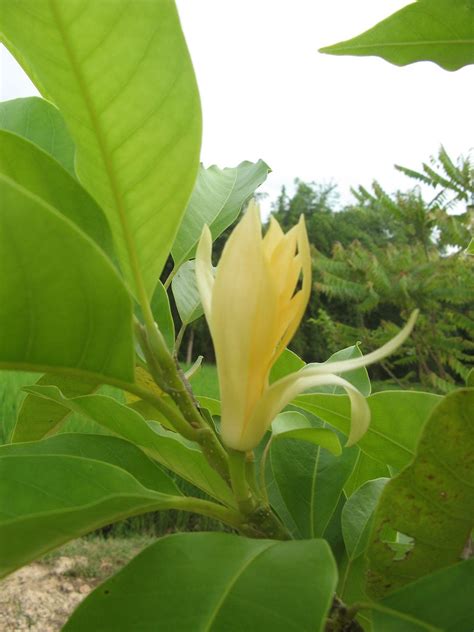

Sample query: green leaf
[150,281,175,350]
[172,260,204,324]
[338,479,388,616]
[0,96,75,174]
[366,389,474,598]
[466,238,474,255]
[342,478,388,560]
[64,533,337,632]
[171,159,270,267]
[0,433,181,496]
[12,374,98,443]
[0,0,202,296]
[319,0,474,71]
[269,348,305,383]
[25,386,235,506]
[197,395,221,416]
[294,391,441,470]
[272,411,342,456]
[270,425,358,538]
[318,343,371,397]
[0,174,134,381]
[344,448,390,496]
[0,454,183,578]
[0,130,114,258]
[373,559,474,632]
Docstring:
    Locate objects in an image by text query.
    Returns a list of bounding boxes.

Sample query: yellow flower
[196,201,417,451]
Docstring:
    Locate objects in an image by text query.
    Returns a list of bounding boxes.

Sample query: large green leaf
[25,386,235,506]
[0,96,75,174]
[171,159,270,267]
[11,374,97,443]
[0,175,134,381]
[269,348,305,383]
[0,454,186,578]
[270,427,358,539]
[0,130,114,257]
[271,411,342,456]
[64,533,337,632]
[0,0,202,296]
[0,433,181,496]
[338,479,388,624]
[342,478,389,561]
[294,391,441,470]
[372,559,474,632]
[320,0,474,71]
[366,389,474,598]
[172,260,204,324]
[344,448,390,496]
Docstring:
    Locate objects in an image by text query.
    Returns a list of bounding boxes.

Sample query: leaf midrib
[48,0,142,294]
[325,39,474,52]
[202,543,278,632]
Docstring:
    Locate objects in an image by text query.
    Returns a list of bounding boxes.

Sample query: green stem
[135,320,230,483]
[258,437,273,504]
[245,451,261,499]
[170,496,244,531]
[163,265,178,290]
[175,322,187,355]
[116,377,200,443]
[228,450,256,514]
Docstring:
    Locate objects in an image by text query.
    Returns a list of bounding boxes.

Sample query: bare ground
[0,537,154,631]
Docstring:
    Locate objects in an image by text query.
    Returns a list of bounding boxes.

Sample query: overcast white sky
[1,0,472,214]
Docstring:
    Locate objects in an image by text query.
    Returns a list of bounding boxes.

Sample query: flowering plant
[0,1,471,630]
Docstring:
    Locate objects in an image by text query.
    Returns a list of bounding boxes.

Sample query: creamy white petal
[195,225,214,324]
[303,310,419,377]
[245,371,370,451]
[212,203,279,449]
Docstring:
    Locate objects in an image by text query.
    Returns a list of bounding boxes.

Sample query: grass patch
[41,535,155,582]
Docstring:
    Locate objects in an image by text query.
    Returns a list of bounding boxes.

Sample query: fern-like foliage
[273,150,474,392]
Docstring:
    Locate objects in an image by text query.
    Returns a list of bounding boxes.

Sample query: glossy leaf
[373,559,474,632]
[345,448,390,496]
[270,426,358,538]
[467,238,474,255]
[0,454,183,578]
[269,348,305,383]
[0,130,114,258]
[342,478,389,560]
[367,389,474,598]
[0,433,181,496]
[172,260,204,324]
[338,479,388,609]
[12,374,97,443]
[0,175,134,381]
[272,411,342,456]
[65,533,337,632]
[0,96,75,174]
[150,281,175,350]
[25,386,235,506]
[171,159,270,267]
[0,0,202,296]
[320,0,474,71]
[294,391,441,470]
